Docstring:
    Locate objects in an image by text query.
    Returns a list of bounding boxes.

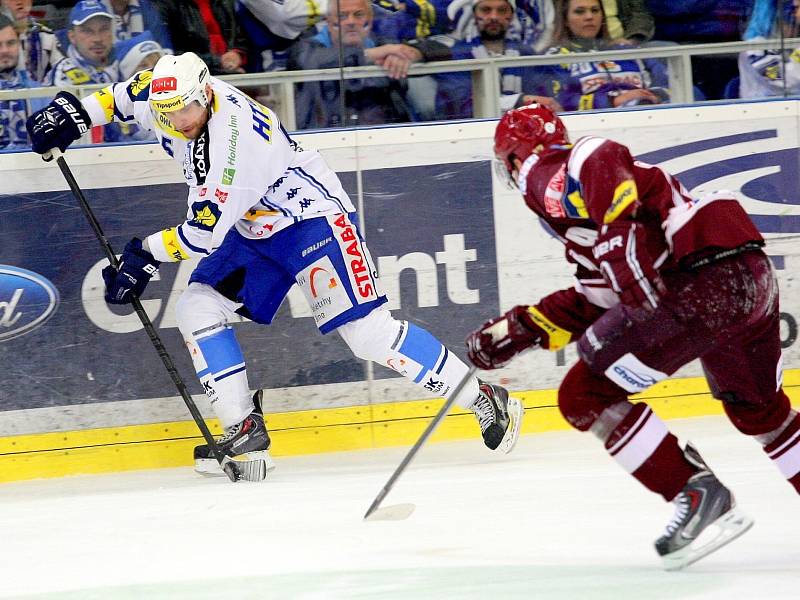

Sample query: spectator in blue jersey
[541,0,669,110]
[405,0,558,120]
[449,0,556,53]
[99,0,172,50]
[287,0,417,128]
[0,13,46,149]
[48,0,118,86]
[1,0,63,82]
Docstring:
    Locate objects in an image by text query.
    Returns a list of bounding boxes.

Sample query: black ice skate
[655,442,753,570]
[194,390,276,477]
[471,381,524,454]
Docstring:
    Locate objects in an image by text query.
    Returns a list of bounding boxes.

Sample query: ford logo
[0,265,60,342]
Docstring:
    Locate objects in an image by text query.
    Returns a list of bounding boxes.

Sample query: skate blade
[364,503,416,521]
[661,507,754,571]
[195,451,276,479]
[498,396,524,454]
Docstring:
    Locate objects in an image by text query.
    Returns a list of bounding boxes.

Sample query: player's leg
[175,282,274,474]
[336,307,523,453]
[571,259,764,568]
[698,252,799,493]
[177,234,292,474]
[283,213,523,453]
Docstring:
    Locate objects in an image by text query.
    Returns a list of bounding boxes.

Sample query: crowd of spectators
[0,0,796,147]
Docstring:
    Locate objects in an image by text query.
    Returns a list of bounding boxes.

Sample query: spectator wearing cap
[102,30,164,142]
[47,0,118,86]
[0,12,46,149]
[99,0,172,50]
[152,0,248,74]
[115,30,163,79]
[0,0,64,82]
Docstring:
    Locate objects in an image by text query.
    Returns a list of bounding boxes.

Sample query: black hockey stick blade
[363,366,478,521]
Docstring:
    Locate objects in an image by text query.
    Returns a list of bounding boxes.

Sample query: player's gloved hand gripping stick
[44,147,267,483]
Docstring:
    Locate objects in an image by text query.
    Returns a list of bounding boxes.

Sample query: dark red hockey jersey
[518,136,764,344]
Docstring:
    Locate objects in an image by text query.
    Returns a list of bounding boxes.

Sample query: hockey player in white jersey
[26,52,523,474]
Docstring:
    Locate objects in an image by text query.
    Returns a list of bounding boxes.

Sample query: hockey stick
[46,148,267,483]
[364,365,478,521]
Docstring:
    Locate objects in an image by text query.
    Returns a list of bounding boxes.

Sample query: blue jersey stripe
[290,167,347,213]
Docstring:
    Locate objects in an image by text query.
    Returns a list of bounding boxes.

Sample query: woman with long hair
[543,0,668,110]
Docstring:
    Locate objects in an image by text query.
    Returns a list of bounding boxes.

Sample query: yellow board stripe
[0,371,797,483]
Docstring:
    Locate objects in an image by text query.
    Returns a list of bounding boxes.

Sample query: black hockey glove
[26,91,91,156]
[102,238,161,305]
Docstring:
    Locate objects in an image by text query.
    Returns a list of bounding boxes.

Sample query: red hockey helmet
[494,104,568,187]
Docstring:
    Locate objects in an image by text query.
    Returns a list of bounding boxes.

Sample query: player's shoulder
[567,136,627,176]
[208,80,279,146]
[124,69,154,102]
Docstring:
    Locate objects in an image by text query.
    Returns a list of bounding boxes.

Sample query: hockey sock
[759,410,800,494]
[392,321,480,408]
[191,323,253,428]
[604,402,696,501]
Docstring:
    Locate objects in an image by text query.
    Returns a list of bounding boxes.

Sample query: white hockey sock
[176,283,253,430]
[191,323,253,429]
[337,309,479,408]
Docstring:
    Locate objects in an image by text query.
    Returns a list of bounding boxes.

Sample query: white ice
[0,415,798,599]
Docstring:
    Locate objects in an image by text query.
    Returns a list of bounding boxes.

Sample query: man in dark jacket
[152,0,248,73]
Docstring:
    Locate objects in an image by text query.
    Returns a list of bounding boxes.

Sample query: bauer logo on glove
[26,91,92,155]
[102,238,161,305]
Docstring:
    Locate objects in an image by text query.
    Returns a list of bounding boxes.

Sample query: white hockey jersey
[81,70,356,262]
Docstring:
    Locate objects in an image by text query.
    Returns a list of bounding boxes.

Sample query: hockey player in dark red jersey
[467,103,799,570]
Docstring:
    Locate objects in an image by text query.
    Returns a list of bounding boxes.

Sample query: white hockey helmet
[149,52,210,113]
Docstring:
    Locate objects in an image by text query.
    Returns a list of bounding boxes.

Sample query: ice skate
[194,390,276,477]
[470,381,524,453]
[655,443,753,570]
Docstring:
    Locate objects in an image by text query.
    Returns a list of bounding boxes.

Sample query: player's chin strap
[43,147,267,483]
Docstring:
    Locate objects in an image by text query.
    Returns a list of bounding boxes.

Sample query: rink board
[1,371,797,482]
[1,100,799,480]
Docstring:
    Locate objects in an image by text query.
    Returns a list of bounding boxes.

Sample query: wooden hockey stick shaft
[48,148,245,482]
[364,365,478,520]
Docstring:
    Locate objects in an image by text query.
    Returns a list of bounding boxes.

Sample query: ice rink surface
[1,414,798,600]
